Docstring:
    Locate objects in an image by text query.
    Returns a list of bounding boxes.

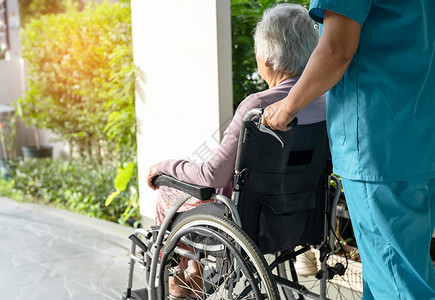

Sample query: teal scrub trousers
[341,178,435,299]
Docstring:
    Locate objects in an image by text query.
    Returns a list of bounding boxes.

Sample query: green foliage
[105,161,140,227]
[1,158,140,222]
[231,0,310,108]
[0,179,25,201]
[114,162,135,191]
[0,115,17,160]
[16,1,134,159]
[19,0,78,26]
[103,44,137,155]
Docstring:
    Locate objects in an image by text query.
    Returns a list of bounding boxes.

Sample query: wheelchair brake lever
[257,122,286,148]
[256,111,288,148]
[244,108,297,148]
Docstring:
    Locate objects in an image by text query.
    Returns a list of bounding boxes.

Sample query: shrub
[8,158,140,223]
[103,44,137,156]
[16,1,134,159]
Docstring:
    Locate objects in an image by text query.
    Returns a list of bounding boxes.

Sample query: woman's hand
[262,98,297,132]
[147,163,160,190]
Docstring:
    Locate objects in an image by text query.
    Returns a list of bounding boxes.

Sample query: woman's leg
[155,186,213,224]
[155,186,212,298]
[168,266,188,299]
[186,259,204,298]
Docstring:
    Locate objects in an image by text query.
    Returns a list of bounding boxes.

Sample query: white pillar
[131,0,233,224]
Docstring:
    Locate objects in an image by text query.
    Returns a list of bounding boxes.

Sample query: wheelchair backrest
[233,116,330,254]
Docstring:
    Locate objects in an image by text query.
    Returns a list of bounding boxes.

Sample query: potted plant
[14,90,53,160]
[0,116,18,179]
[20,126,53,160]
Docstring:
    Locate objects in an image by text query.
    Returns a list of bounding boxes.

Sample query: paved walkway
[0,197,146,300]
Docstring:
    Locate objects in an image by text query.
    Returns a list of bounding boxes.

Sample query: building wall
[130,0,233,223]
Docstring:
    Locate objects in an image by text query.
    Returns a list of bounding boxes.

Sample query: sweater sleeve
[157,95,260,188]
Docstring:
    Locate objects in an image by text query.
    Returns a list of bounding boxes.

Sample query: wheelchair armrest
[152,174,215,200]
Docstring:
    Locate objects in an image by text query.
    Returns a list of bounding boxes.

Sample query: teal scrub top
[309,0,435,182]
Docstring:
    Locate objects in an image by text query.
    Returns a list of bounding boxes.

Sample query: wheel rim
[158,214,279,300]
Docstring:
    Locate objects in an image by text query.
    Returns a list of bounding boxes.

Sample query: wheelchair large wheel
[158,213,279,300]
[276,201,363,300]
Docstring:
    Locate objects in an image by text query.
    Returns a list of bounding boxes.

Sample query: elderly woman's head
[254,4,318,77]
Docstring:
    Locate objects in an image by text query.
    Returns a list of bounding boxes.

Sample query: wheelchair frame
[122,109,361,300]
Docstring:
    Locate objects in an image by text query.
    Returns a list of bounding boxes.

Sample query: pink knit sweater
[157,77,326,189]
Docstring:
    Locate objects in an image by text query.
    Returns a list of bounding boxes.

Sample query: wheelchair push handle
[242,108,298,128]
[243,108,298,148]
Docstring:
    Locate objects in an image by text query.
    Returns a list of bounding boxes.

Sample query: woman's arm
[147,97,258,190]
[262,10,361,131]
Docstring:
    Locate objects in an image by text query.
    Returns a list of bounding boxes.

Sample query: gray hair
[254,4,318,75]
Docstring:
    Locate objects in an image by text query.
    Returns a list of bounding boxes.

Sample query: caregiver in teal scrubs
[262,0,435,298]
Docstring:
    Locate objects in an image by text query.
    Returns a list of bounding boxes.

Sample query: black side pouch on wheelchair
[257,188,316,253]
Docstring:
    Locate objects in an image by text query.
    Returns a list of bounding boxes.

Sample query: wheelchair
[122,109,363,300]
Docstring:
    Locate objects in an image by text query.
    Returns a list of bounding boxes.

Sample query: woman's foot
[169,269,188,299]
[185,262,204,299]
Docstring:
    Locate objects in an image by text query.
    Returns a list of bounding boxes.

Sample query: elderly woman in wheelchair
[123,3,360,300]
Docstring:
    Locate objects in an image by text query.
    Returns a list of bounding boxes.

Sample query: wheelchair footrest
[122,288,148,300]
